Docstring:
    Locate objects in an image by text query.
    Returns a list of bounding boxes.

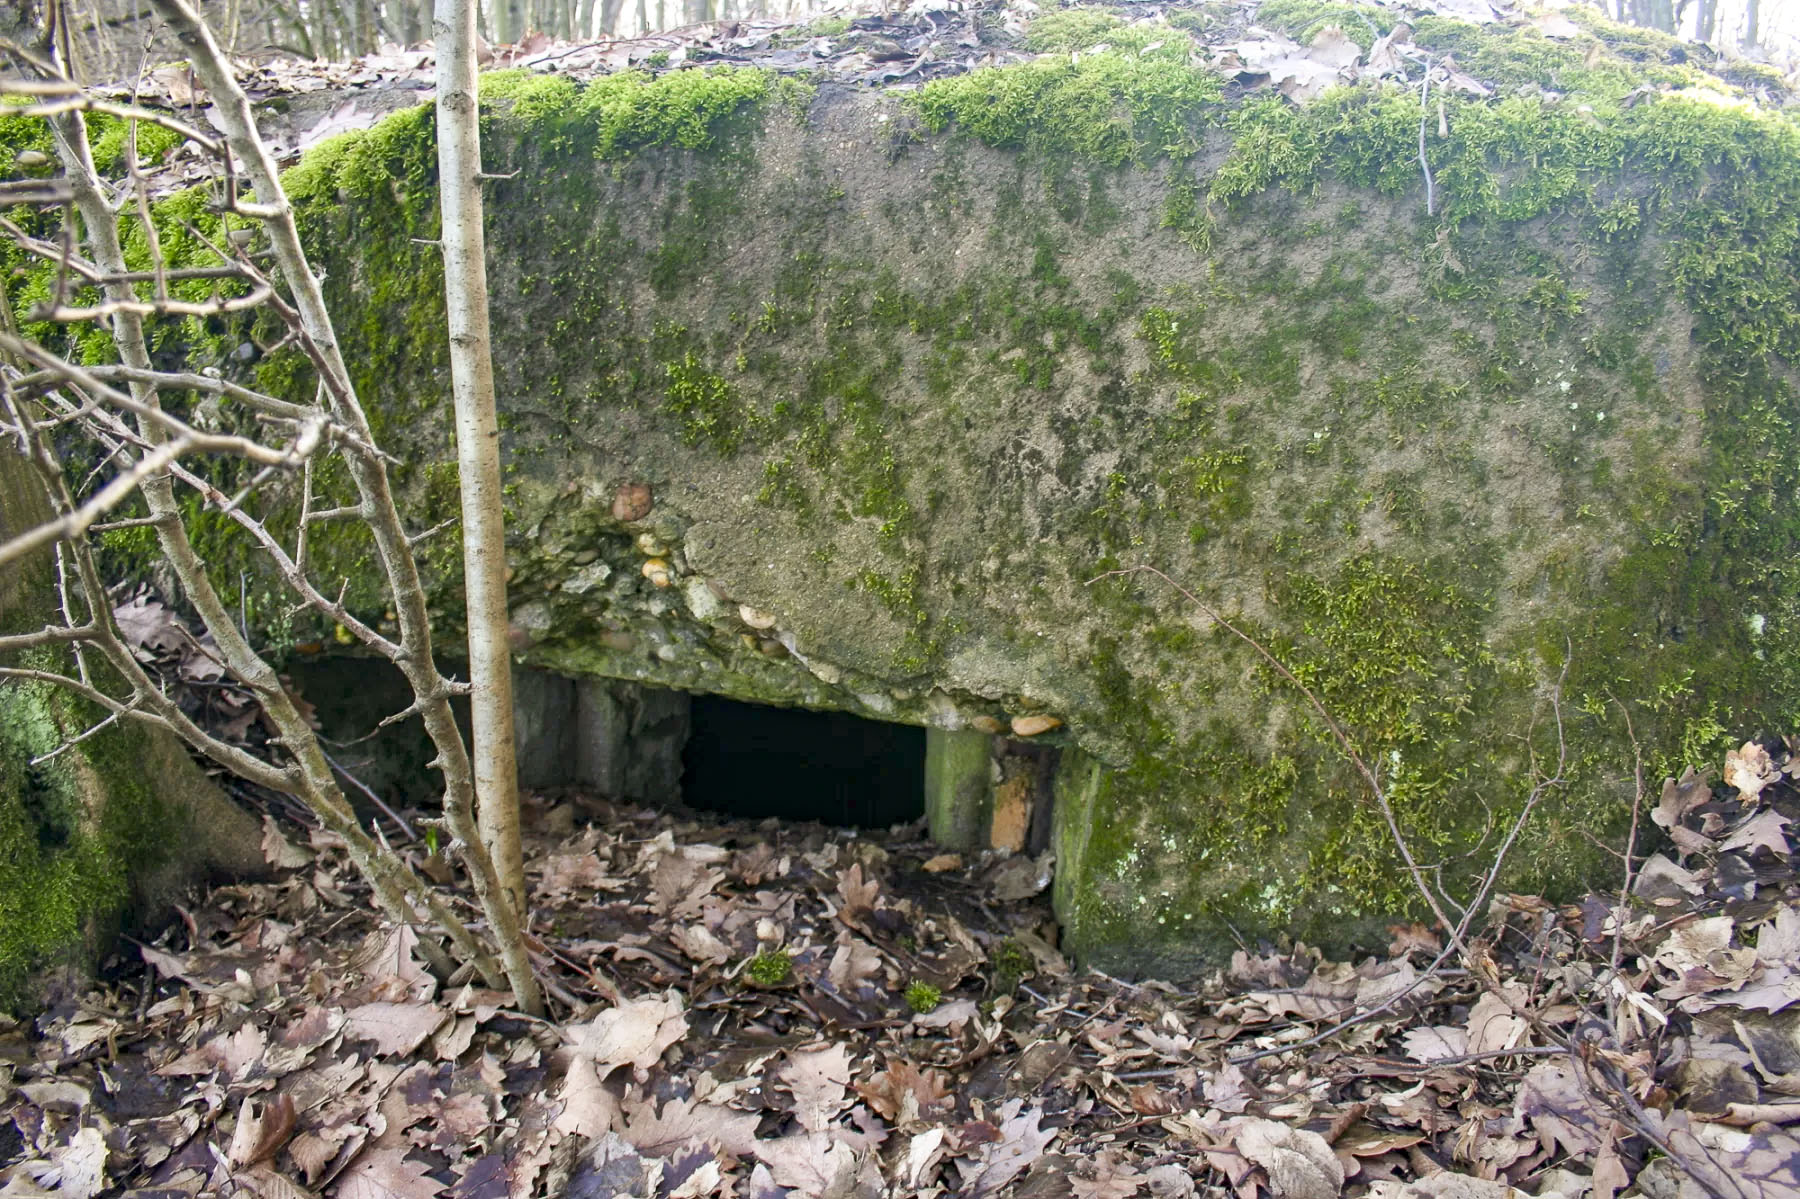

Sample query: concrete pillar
[924,728,993,851]
[512,669,578,790]
[573,679,690,801]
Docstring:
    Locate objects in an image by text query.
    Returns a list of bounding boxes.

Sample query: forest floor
[6,740,1800,1199]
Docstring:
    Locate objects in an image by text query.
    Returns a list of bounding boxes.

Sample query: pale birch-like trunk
[432,0,539,1011]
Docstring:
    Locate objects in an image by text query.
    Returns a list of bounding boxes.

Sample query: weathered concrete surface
[0,448,263,1009]
[23,4,1800,974]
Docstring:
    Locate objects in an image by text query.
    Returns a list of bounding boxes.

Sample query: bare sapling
[432,0,534,998]
[0,2,542,1013]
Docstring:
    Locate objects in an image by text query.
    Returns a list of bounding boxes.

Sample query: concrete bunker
[83,13,1800,972]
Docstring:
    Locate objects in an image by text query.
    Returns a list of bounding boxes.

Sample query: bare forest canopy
[3,0,1797,86]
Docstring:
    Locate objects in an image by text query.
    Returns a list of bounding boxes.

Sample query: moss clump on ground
[903,980,943,1013]
[0,676,127,1008]
[744,949,794,986]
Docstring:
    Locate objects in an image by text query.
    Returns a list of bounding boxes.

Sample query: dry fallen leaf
[956,1099,1056,1197]
[566,990,688,1077]
[778,1042,855,1132]
[343,1003,447,1057]
[1726,742,1776,804]
[17,1126,108,1199]
[1228,1117,1343,1199]
[620,1095,761,1158]
[335,1147,442,1199]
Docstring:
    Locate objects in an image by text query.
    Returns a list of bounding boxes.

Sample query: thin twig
[1418,57,1437,217]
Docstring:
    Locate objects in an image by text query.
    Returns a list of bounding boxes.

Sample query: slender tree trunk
[1697,0,1718,43]
[1743,0,1760,48]
[149,0,541,1014]
[432,0,540,1014]
[494,0,521,41]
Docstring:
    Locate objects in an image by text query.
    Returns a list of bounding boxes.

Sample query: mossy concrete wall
[12,7,1800,973]
[0,448,263,1009]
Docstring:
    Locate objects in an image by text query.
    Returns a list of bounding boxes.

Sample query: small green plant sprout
[904,980,943,1013]
[991,939,1034,990]
[745,949,794,987]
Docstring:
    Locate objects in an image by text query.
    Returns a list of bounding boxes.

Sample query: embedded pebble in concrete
[611,482,653,522]
[1011,714,1061,737]
[564,560,612,595]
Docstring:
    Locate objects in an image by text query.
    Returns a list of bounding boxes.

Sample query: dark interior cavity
[681,695,925,828]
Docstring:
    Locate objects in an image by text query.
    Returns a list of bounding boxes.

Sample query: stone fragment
[611,482,653,521]
[641,558,672,587]
[507,600,554,650]
[564,560,612,595]
[969,715,1004,735]
[683,577,724,622]
[990,775,1030,853]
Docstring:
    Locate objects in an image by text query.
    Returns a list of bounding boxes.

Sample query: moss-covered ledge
[0,448,264,1010]
[9,3,1800,973]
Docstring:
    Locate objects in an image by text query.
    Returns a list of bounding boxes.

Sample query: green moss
[0,675,116,1006]
[0,661,201,1010]
[1023,7,1194,58]
[903,979,943,1013]
[912,51,1224,167]
[1159,179,1212,253]
[1255,0,1393,43]
[990,940,1033,991]
[744,949,793,986]
[663,342,754,454]
[481,66,773,159]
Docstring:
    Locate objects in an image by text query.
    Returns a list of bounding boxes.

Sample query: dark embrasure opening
[680,695,925,829]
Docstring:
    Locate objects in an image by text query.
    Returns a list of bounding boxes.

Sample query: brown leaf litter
[9,735,1800,1196]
